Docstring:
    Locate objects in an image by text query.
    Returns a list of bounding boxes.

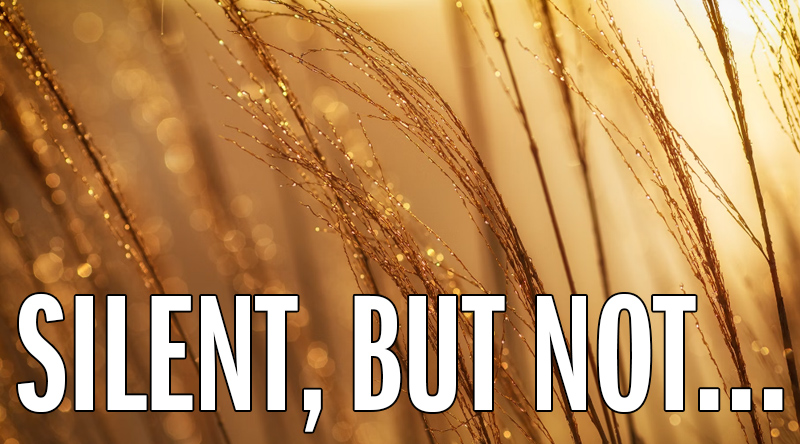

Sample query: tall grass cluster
[0,0,799,442]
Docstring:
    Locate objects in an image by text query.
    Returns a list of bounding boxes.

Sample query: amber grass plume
[1,0,800,443]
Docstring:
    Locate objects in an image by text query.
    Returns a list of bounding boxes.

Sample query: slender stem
[0,5,234,444]
[703,0,800,434]
[484,1,616,443]
[530,1,629,441]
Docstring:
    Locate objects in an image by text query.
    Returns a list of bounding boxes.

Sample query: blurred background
[1,0,800,442]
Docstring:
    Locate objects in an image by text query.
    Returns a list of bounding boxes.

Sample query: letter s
[17,293,66,413]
